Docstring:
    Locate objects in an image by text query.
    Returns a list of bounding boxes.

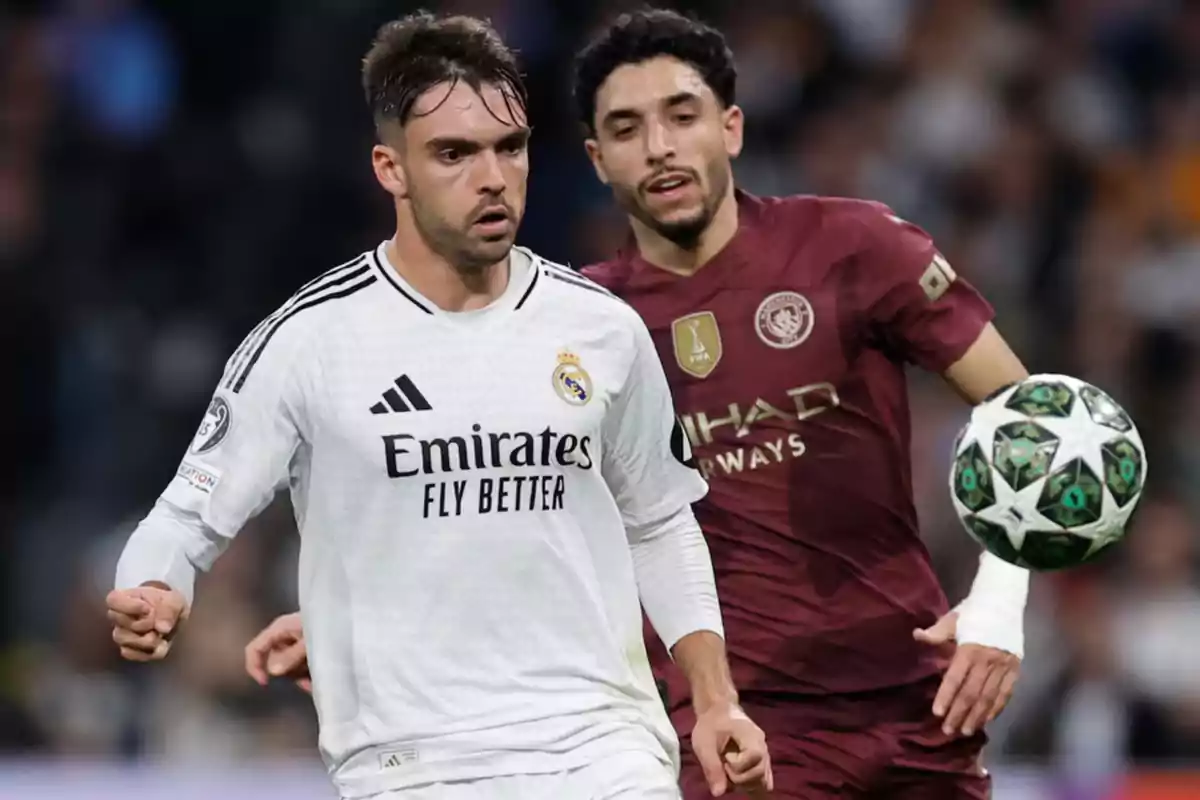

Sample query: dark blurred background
[1,0,1198,797]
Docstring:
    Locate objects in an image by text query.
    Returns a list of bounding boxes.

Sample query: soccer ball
[949,374,1146,571]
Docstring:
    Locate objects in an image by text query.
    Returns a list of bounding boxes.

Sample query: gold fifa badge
[552,349,593,406]
[672,311,723,379]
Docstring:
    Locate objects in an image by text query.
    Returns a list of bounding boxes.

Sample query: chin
[463,240,513,269]
[653,209,711,243]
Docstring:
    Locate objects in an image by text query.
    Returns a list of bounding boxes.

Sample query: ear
[722,104,744,160]
[583,137,610,186]
[372,143,408,199]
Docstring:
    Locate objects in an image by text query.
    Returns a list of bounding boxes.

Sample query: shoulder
[579,255,633,294]
[527,249,647,341]
[751,192,900,246]
[530,250,632,314]
[221,249,380,393]
[764,193,936,279]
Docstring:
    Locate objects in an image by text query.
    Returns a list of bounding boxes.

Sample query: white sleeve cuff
[954,551,1029,659]
[628,505,723,652]
[114,499,227,607]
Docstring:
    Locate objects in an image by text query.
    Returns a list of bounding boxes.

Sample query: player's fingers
[913,611,959,646]
[268,640,307,676]
[112,627,161,653]
[107,608,155,634]
[244,638,272,685]
[961,664,1004,736]
[296,677,313,694]
[725,754,768,786]
[152,594,188,635]
[692,732,729,797]
[987,665,1020,723]
[932,652,970,718]
[942,658,989,736]
[119,645,159,662]
[724,746,762,772]
[106,590,151,618]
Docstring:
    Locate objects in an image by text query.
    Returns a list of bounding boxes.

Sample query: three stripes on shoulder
[539,259,619,302]
[220,254,616,394]
[222,254,376,393]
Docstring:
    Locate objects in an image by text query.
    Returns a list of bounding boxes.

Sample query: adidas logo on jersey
[378,746,419,770]
[370,375,432,414]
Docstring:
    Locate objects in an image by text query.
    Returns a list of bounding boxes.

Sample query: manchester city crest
[552,350,593,406]
[755,291,814,349]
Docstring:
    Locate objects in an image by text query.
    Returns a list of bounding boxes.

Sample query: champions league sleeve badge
[191,395,233,455]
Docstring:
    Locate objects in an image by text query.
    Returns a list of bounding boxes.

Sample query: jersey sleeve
[115,319,309,601]
[164,324,308,534]
[855,203,994,373]
[601,313,708,529]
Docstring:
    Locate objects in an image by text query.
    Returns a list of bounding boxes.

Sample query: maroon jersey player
[571,9,1031,799]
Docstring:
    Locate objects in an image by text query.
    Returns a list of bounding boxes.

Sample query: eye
[438,148,464,163]
[674,112,697,125]
[612,126,636,140]
[499,139,526,155]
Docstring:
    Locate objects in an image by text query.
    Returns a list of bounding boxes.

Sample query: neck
[388,216,509,312]
[630,184,739,276]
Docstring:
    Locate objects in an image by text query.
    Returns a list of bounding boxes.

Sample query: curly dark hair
[362,11,527,132]
[572,8,736,135]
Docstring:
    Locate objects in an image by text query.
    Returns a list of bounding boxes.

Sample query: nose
[474,149,506,196]
[644,119,676,164]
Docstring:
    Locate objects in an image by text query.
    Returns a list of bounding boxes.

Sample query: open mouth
[645,172,695,197]
[473,208,511,235]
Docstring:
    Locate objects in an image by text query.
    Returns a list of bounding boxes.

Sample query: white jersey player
[105,12,772,800]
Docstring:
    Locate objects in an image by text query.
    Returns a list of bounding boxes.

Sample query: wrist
[956,597,1025,658]
[692,684,740,716]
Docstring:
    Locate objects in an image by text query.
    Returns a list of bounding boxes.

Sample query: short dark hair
[362,11,527,131]
[573,8,736,134]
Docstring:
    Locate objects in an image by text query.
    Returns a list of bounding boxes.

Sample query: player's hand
[914,611,1021,737]
[245,612,311,693]
[691,703,773,797]
[106,584,189,662]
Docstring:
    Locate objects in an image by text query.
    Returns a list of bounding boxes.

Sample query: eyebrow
[425,127,532,153]
[601,91,702,128]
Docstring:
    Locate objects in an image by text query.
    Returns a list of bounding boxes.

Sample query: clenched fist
[106,583,189,662]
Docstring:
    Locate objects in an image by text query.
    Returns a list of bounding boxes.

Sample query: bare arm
[942,323,1029,405]
[670,630,738,713]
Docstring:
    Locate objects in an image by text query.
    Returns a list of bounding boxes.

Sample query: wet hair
[573,8,736,134]
[362,11,527,132]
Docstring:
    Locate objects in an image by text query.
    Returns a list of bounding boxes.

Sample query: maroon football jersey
[583,191,994,702]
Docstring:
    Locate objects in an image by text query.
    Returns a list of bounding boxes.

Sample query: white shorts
[363,749,681,800]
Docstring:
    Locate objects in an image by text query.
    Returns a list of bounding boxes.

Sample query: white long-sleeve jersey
[115,244,719,798]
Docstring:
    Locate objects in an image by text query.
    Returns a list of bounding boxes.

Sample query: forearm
[954,550,1029,657]
[114,499,228,606]
[628,506,734,711]
[671,630,739,713]
[629,505,723,649]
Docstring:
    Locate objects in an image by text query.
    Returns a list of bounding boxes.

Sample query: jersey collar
[371,242,540,318]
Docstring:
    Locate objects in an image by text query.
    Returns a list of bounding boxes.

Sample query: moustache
[639,168,701,195]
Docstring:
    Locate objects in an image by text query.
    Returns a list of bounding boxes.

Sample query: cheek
[504,156,530,188]
[603,153,645,192]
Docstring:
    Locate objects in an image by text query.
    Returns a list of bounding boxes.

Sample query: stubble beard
[409,193,512,275]
[618,162,730,250]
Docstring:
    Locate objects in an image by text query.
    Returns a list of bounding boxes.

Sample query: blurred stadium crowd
[1,0,1198,786]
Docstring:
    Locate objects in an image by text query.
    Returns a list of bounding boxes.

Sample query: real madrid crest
[552,349,592,406]
[671,311,723,379]
[755,291,814,349]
